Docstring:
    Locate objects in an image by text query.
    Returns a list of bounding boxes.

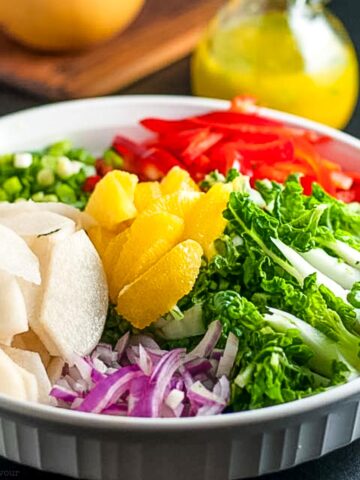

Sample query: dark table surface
[0,0,360,479]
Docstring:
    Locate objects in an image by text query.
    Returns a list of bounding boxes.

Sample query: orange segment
[184,183,231,259]
[87,226,116,260]
[160,166,199,195]
[117,239,203,329]
[103,228,131,279]
[109,212,184,302]
[134,181,162,212]
[142,191,203,222]
[85,171,138,231]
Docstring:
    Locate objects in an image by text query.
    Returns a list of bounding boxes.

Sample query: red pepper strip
[253,164,290,184]
[95,159,113,177]
[300,175,318,195]
[140,118,196,134]
[112,135,148,175]
[230,139,295,164]
[182,131,224,165]
[137,147,182,181]
[209,142,247,175]
[270,161,313,176]
[83,175,101,193]
[145,128,212,156]
[293,138,337,196]
[194,111,284,127]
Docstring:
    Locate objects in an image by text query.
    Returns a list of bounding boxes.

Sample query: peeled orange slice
[109,212,184,302]
[117,239,203,329]
[184,183,231,259]
[160,167,199,195]
[134,181,162,212]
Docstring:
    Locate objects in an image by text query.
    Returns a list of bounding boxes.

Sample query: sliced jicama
[12,329,51,368]
[0,224,40,285]
[19,226,75,356]
[0,211,75,245]
[2,346,51,404]
[0,349,28,400]
[0,271,28,345]
[40,230,108,360]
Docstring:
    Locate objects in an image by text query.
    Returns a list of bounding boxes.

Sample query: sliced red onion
[77,365,143,413]
[51,323,233,418]
[50,386,81,403]
[217,332,239,378]
[188,320,222,359]
[114,331,130,358]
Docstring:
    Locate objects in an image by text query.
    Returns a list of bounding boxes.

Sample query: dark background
[0,1,360,479]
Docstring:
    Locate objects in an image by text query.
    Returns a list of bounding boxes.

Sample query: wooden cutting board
[0,0,223,100]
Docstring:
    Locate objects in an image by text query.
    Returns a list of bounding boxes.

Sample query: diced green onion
[55,184,76,204]
[0,189,8,201]
[32,192,45,202]
[46,140,72,156]
[3,176,22,196]
[14,152,33,169]
[37,168,55,187]
[43,194,58,202]
[103,149,124,168]
[56,156,75,179]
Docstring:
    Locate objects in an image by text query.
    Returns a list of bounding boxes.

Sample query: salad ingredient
[51,324,233,417]
[0,271,28,345]
[185,182,231,258]
[2,346,51,404]
[109,212,184,302]
[117,240,203,329]
[12,330,51,369]
[110,101,358,201]
[0,349,31,401]
[0,141,95,208]
[0,224,40,285]
[160,166,199,195]
[134,181,162,212]
[102,229,131,278]
[0,211,75,244]
[39,230,108,359]
[85,171,138,231]
[155,304,205,341]
[0,0,144,51]
[143,190,203,222]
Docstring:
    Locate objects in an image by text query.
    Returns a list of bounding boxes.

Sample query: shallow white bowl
[0,96,360,480]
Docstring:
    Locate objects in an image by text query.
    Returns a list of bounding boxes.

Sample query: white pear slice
[0,224,40,285]
[0,349,28,400]
[0,272,28,345]
[47,357,65,385]
[0,201,95,230]
[2,346,51,404]
[19,226,76,356]
[12,329,51,368]
[0,211,75,244]
[40,230,108,360]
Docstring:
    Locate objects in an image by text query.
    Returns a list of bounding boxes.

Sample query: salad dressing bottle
[191,0,359,129]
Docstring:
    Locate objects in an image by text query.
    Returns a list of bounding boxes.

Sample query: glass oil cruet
[191,0,359,129]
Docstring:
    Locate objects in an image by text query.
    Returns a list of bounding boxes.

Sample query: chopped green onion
[14,152,32,169]
[43,194,58,202]
[3,176,22,196]
[103,149,124,168]
[32,192,45,202]
[37,168,55,187]
[55,184,77,204]
[46,140,72,156]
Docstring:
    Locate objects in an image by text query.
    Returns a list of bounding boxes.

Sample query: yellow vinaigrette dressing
[192,0,359,129]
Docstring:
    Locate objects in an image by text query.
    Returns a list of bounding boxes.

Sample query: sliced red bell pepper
[182,130,223,165]
[83,175,101,193]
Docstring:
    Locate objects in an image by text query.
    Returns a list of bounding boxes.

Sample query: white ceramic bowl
[1,96,360,480]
